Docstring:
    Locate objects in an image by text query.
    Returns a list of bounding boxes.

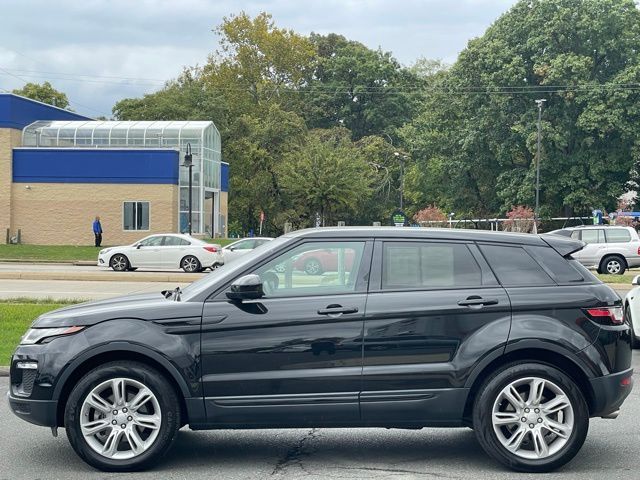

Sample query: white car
[549,225,640,274]
[98,234,223,272]
[221,237,274,264]
[624,275,640,349]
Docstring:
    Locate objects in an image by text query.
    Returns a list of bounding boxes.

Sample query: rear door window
[605,228,631,243]
[382,242,482,289]
[580,229,604,244]
[480,245,554,286]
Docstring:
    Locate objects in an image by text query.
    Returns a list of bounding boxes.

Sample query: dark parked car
[8,227,634,473]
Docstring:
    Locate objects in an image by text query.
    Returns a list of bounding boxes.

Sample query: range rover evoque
[8,227,634,473]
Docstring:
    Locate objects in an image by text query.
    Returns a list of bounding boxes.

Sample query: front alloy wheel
[110,254,129,272]
[80,378,161,460]
[65,361,181,471]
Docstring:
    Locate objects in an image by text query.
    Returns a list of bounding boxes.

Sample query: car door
[200,238,373,426]
[223,239,256,264]
[360,240,511,425]
[162,236,190,268]
[131,235,165,267]
[572,229,605,267]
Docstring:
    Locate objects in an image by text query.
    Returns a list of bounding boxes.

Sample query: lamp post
[534,99,546,234]
[182,143,193,235]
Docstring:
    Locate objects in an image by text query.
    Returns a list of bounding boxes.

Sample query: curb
[0,271,205,283]
[0,259,81,264]
[0,367,8,377]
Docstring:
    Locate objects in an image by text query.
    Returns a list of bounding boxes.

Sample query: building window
[123,202,149,231]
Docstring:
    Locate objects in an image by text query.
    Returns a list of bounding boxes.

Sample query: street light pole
[393,151,406,211]
[182,143,193,235]
[534,99,546,234]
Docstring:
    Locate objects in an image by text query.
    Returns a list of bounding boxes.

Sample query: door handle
[458,296,499,307]
[317,305,359,316]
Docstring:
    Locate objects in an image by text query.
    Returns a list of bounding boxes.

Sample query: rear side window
[382,242,482,289]
[605,228,631,243]
[480,245,554,286]
[580,229,604,244]
[526,246,584,283]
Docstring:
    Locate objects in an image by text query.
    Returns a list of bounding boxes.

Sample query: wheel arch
[462,347,596,423]
[53,343,190,427]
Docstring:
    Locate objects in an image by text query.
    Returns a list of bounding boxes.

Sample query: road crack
[271,428,320,476]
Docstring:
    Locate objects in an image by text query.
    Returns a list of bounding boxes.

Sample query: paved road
[0,262,202,274]
[0,279,191,301]
[1,353,638,480]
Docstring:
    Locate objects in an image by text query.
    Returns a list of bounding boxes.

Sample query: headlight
[20,326,85,345]
[99,248,111,255]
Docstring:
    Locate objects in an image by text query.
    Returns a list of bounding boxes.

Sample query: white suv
[548,225,640,274]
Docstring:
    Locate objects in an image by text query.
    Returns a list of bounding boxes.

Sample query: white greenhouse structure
[22,120,223,236]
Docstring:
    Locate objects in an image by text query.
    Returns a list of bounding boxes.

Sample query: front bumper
[7,392,58,427]
[589,367,634,417]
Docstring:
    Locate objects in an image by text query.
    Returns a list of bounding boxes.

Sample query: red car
[293,248,356,275]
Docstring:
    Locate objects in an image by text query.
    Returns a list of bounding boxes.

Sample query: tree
[13,81,69,109]
[278,128,375,227]
[302,33,422,140]
[402,0,640,218]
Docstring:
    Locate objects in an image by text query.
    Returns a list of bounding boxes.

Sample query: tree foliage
[112,3,640,233]
[13,81,70,109]
[402,0,640,218]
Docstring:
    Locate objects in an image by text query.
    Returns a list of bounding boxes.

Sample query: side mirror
[136,244,143,249]
[228,246,235,252]
[632,275,640,286]
[226,274,264,301]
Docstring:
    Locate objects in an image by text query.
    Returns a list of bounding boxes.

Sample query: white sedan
[221,237,274,264]
[624,275,640,348]
[98,234,223,272]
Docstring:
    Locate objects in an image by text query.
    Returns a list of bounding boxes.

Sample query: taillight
[203,246,218,253]
[637,246,640,255]
[584,307,624,325]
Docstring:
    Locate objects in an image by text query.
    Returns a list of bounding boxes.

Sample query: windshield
[180,235,291,300]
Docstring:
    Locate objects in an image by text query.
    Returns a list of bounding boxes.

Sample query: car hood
[32,292,204,328]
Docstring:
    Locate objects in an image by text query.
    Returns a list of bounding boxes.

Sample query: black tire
[64,361,181,472]
[109,254,130,272]
[473,362,589,473]
[303,258,323,275]
[180,255,201,273]
[599,255,626,275]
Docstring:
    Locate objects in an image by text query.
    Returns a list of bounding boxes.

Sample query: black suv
[8,228,634,473]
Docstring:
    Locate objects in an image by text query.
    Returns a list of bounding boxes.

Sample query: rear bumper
[7,392,58,427]
[589,367,634,417]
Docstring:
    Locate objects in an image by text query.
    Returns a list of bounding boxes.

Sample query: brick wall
[10,183,178,245]
[0,128,22,239]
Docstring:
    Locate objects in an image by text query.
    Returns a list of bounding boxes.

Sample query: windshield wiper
[162,286,182,301]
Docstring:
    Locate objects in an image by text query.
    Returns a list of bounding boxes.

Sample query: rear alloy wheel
[110,254,129,272]
[473,362,588,472]
[64,361,180,471]
[600,255,626,275]
[181,255,201,273]
[304,258,323,275]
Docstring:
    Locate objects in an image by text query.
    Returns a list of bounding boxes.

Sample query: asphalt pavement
[0,353,638,480]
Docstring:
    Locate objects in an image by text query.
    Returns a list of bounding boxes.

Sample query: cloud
[0,0,516,117]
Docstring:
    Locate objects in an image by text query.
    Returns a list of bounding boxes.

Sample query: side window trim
[209,238,374,301]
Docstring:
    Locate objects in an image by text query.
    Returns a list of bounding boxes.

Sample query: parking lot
[1,352,637,480]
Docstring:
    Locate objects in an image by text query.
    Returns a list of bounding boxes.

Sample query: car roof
[559,225,634,231]
[285,227,540,245]
[284,227,585,256]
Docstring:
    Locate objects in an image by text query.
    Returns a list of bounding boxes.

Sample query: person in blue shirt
[93,216,103,247]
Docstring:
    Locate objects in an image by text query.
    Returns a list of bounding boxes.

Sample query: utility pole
[534,99,546,234]
[394,151,407,211]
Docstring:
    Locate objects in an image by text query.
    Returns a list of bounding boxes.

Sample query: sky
[0,0,517,118]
